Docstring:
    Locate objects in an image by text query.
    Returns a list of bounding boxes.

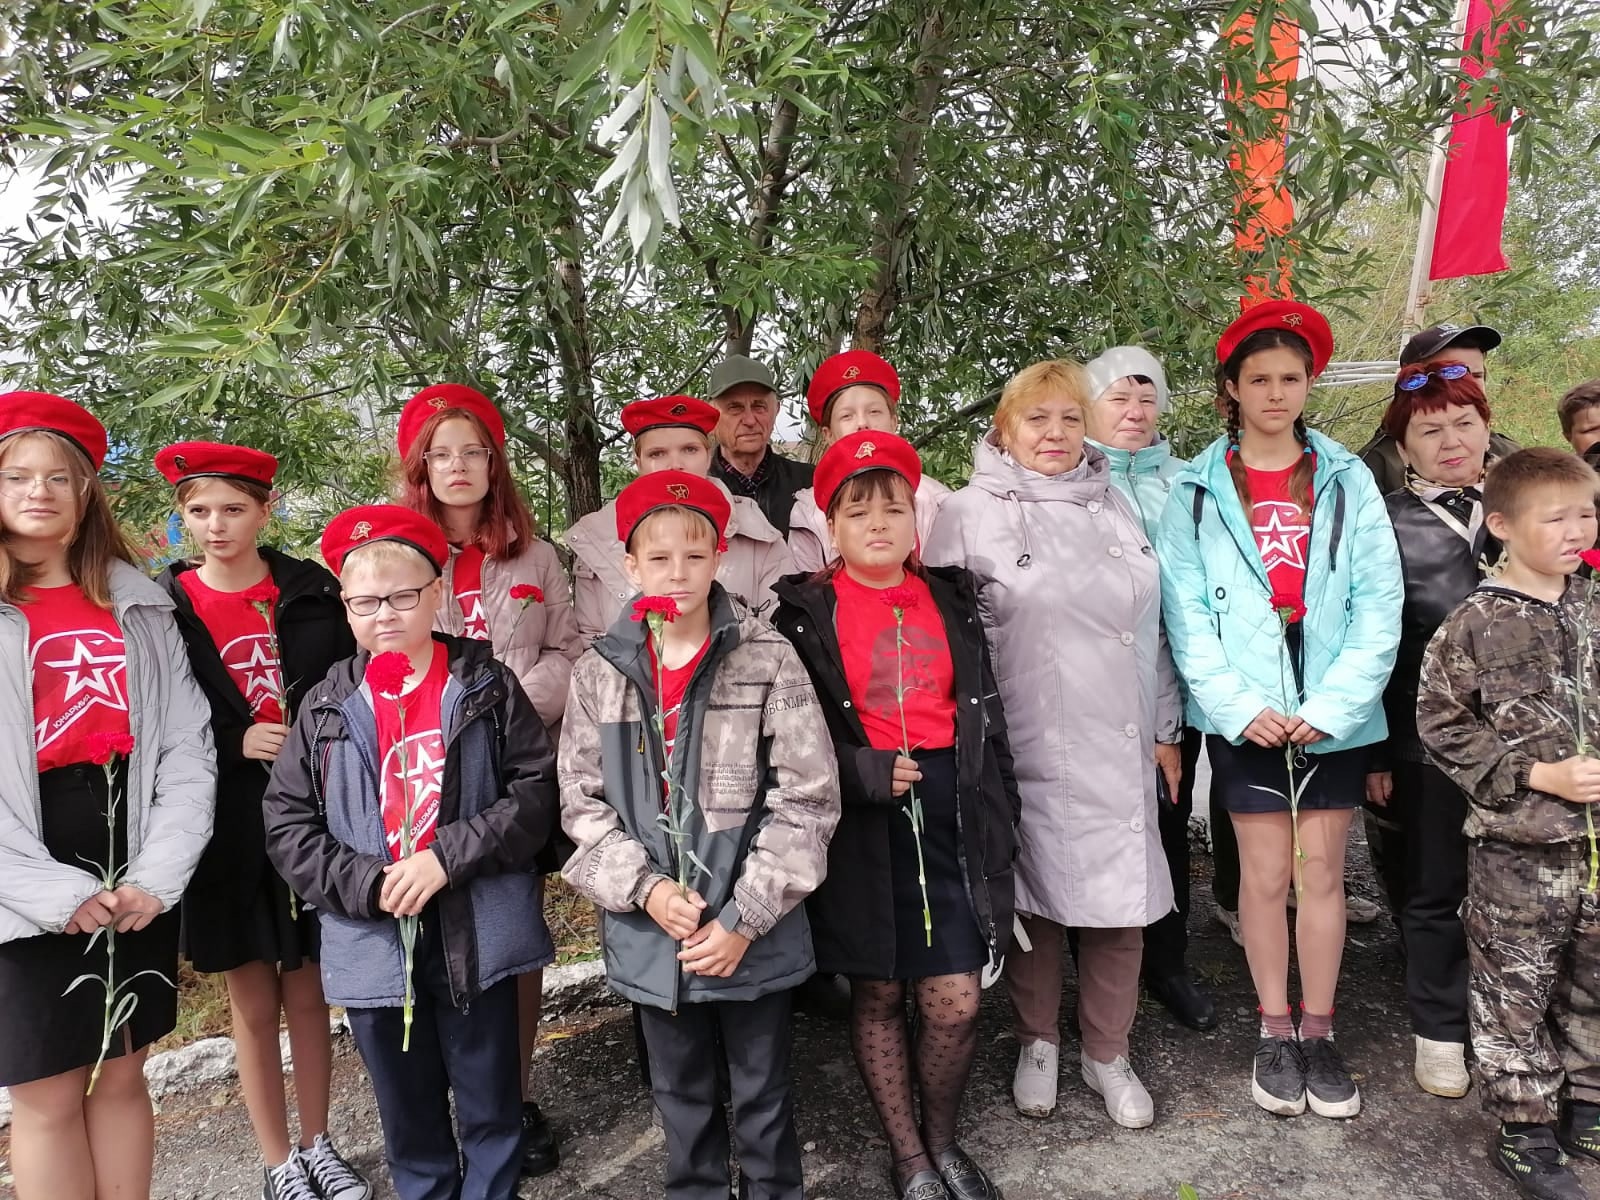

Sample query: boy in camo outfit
[1419,449,1600,1200]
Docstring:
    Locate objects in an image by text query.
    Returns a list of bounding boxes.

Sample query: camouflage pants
[1464,838,1600,1122]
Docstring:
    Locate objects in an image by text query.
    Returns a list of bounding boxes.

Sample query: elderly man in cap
[706,354,814,537]
[1358,322,1519,496]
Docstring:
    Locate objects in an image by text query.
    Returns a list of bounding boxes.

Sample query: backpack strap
[1327,481,1347,569]
[1191,486,1206,539]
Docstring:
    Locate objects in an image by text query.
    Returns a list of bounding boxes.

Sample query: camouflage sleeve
[719,639,842,940]
[1416,614,1531,809]
[558,659,668,914]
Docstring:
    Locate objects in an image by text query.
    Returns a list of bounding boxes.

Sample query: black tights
[849,973,982,1184]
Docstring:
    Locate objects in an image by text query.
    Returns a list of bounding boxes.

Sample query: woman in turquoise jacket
[1155,302,1401,1124]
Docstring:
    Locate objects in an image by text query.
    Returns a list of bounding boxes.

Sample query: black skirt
[1207,736,1368,815]
[181,856,319,975]
[0,764,180,1087]
[882,748,987,980]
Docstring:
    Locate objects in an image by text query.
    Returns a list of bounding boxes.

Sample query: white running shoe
[1081,1053,1155,1129]
[1012,1039,1059,1117]
[1414,1036,1470,1098]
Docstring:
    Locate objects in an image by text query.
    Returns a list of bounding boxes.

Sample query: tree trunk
[727,94,803,355]
[852,10,951,354]
[546,200,603,521]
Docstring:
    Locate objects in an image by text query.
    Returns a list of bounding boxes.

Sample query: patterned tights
[849,973,982,1184]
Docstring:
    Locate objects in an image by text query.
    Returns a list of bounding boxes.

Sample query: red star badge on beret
[855,441,876,459]
[351,521,373,540]
[667,483,691,500]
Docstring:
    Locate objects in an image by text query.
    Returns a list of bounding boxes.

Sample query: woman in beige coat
[565,396,792,642]
[395,381,582,1178]
[925,360,1180,1132]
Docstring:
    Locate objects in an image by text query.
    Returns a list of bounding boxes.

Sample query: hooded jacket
[785,476,953,574]
[157,548,354,909]
[924,435,1178,929]
[433,537,582,729]
[558,585,840,1009]
[0,561,217,944]
[564,482,792,644]
[263,635,557,1008]
[1087,436,1185,542]
[1155,430,1403,752]
[773,568,1018,978]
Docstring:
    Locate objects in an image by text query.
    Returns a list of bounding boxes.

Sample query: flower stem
[893,611,933,947]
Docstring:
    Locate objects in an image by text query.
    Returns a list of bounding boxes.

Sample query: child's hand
[1365,772,1393,808]
[644,881,706,940]
[891,755,922,797]
[242,723,291,762]
[1282,715,1327,746]
[107,884,164,933]
[678,921,751,978]
[380,849,449,916]
[65,891,117,935]
[1242,708,1291,747]
[1531,757,1600,805]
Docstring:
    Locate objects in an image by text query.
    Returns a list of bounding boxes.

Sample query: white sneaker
[1081,1053,1155,1129]
[1013,1039,1059,1117]
[1214,905,1244,947]
[1413,1036,1470,1098]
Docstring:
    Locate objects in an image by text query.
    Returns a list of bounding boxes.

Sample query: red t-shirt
[1242,456,1313,608]
[371,644,450,861]
[832,571,956,753]
[646,636,711,790]
[452,546,490,641]
[25,585,132,773]
[178,570,285,723]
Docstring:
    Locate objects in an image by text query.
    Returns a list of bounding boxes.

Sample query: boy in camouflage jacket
[1418,449,1600,1200]
[558,471,839,1200]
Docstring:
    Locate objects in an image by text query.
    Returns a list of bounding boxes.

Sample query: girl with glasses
[394,383,582,1179]
[0,394,215,1200]
[153,441,369,1200]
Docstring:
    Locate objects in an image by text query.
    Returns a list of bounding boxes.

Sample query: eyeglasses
[343,588,426,616]
[1399,363,1473,392]
[0,470,88,499]
[423,447,492,471]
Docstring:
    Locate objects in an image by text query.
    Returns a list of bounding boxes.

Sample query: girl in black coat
[774,431,1018,1200]
[152,442,368,1200]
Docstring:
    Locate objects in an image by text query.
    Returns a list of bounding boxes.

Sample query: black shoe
[894,1168,953,1200]
[932,1146,999,1200]
[520,1101,560,1178]
[1496,1125,1591,1199]
[1251,1035,1307,1116]
[1145,972,1217,1031]
[794,972,852,1021]
[1560,1102,1600,1164]
[1301,1037,1361,1118]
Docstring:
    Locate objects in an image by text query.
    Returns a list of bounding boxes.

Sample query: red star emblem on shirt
[1252,500,1309,572]
[31,629,128,749]
[460,591,489,640]
[221,634,284,712]
[383,733,446,852]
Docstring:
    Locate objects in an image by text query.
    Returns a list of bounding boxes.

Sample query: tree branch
[910,390,1000,450]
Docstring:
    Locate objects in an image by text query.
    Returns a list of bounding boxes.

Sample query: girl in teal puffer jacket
[1155,302,1401,1123]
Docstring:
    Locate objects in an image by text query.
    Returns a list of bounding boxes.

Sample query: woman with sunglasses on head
[394,382,582,1179]
[154,442,369,1200]
[1156,302,1401,1120]
[1363,361,1498,1100]
[0,393,215,1200]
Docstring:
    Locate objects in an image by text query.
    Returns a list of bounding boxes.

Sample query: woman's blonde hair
[0,431,136,607]
[994,360,1091,447]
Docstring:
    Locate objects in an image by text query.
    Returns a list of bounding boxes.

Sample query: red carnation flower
[631,596,680,623]
[366,651,412,698]
[239,581,278,606]
[882,585,919,613]
[510,583,545,605]
[87,732,136,766]
[1270,593,1307,624]
[1581,549,1600,572]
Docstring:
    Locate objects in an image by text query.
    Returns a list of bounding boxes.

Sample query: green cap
[707,354,776,400]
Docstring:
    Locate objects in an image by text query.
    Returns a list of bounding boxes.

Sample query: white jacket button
[1120,632,1134,646]
[1130,817,1145,833]
[1088,500,1102,515]
[1108,546,1124,559]
[1124,724,1138,738]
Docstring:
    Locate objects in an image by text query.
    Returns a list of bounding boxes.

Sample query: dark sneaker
[1496,1125,1591,1200]
[298,1135,370,1200]
[520,1100,561,1178]
[1251,1035,1307,1116]
[1301,1036,1361,1118]
[1560,1102,1600,1164]
[261,1157,319,1200]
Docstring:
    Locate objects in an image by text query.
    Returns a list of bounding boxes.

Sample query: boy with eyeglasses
[264,505,558,1200]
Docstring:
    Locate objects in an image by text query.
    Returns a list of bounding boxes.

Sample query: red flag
[1225,14,1300,310]
[1430,0,1510,280]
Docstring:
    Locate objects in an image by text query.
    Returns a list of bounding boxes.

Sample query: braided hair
[1219,329,1316,519]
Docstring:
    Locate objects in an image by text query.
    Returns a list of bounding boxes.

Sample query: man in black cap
[706,354,814,537]
[1358,322,1518,496]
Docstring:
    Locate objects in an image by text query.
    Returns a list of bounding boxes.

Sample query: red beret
[806,350,902,425]
[615,470,731,550]
[155,441,277,488]
[621,396,719,439]
[397,383,506,457]
[0,392,108,470]
[321,505,448,576]
[814,430,922,515]
[1216,300,1334,378]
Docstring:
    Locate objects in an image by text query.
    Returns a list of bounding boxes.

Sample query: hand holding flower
[65,892,117,936]
[108,884,163,934]
[645,881,706,939]
[1529,757,1600,805]
[678,921,750,978]
[1241,707,1292,748]
[241,722,291,762]
[890,754,922,797]
[380,849,449,917]
[1283,715,1328,746]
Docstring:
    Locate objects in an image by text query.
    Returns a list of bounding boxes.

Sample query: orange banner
[1225,14,1301,311]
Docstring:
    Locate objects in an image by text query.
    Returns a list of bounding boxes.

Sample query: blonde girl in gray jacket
[0,392,215,1200]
